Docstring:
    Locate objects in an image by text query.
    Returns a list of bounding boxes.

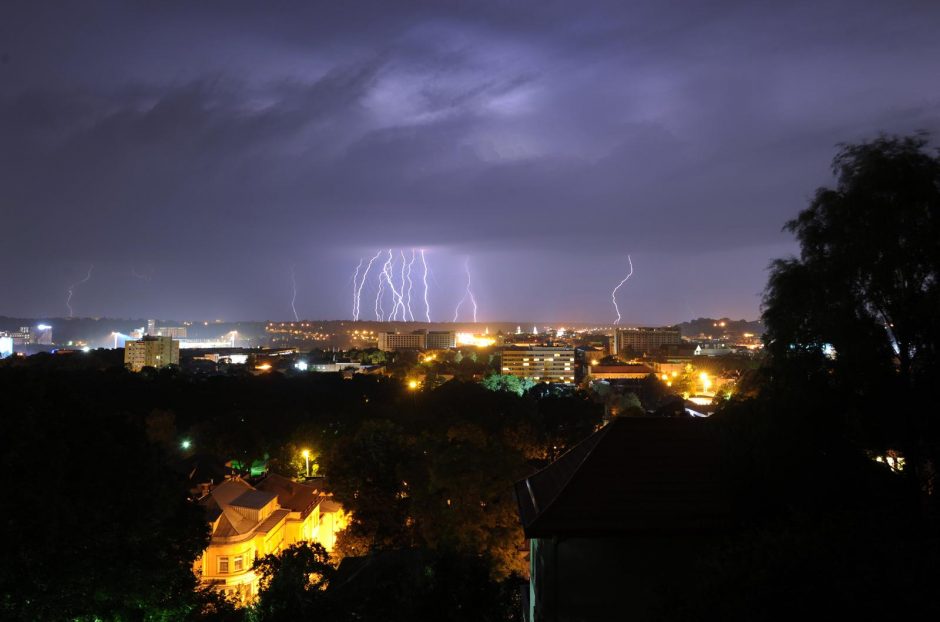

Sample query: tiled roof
[256,473,319,515]
[230,489,277,510]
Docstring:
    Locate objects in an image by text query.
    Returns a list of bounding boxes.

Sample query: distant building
[34,324,53,345]
[157,326,188,339]
[0,336,12,359]
[147,319,156,335]
[694,344,734,357]
[195,474,348,602]
[376,330,456,351]
[501,346,576,383]
[425,330,457,350]
[613,326,682,356]
[124,335,180,371]
[377,331,425,351]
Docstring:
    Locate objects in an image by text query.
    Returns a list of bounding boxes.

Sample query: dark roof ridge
[520,422,612,527]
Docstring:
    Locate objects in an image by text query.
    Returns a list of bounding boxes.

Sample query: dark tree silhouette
[762,133,940,493]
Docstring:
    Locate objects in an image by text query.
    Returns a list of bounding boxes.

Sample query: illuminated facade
[613,326,682,355]
[195,474,348,601]
[501,346,576,383]
[124,335,180,371]
[377,330,456,351]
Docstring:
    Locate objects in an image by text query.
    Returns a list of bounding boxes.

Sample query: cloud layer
[2,1,939,321]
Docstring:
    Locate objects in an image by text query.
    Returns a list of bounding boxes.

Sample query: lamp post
[302,449,310,478]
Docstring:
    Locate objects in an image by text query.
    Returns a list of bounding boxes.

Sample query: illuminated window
[233,556,244,572]
[523,362,529,367]
[218,557,229,574]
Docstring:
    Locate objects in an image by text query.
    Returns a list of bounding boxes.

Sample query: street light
[699,371,712,394]
[408,380,419,390]
[302,449,310,478]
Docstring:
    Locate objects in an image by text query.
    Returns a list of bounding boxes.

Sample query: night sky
[2,1,939,323]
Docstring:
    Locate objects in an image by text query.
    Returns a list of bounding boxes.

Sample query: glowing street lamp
[302,449,310,478]
[699,371,712,394]
[407,380,419,390]
[181,439,192,451]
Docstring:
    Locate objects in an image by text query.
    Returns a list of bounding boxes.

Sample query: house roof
[230,489,277,510]
[256,473,320,515]
[514,417,731,538]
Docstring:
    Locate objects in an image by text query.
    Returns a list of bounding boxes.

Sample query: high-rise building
[147,319,156,335]
[377,331,426,351]
[500,346,576,383]
[377,330,456,351]
[614,326,682,356]
[425,330,456,350]
[124,335,180,371]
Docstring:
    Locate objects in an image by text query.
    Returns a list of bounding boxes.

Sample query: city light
[302,449,311,477]
[408,380,419,390]
[699,371,712,393]
[181,439,192,450]
[456,332,495,347]
[295,360,309,371]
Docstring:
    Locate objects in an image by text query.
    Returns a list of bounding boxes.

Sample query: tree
[0,370,209,621]
[762,133,940,492]
[251,543,334,621]
[481,373,534,397]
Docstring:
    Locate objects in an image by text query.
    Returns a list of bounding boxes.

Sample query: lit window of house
[233,556,244,572]
[218,557,229,574]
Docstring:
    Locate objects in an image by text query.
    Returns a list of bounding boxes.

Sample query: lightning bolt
[289,264,299,321]
[380,249,406,322]
[397,250,407,321]
[453,259,478,323]
[377,250,397,321]
[357,251,382,322]
[401,249,416,322]
[611,254,634,325]
[66,264,94,318]
[351,258,364,320]
[405,249,416,322]
[130,264,152,281]
[420,249,431,323]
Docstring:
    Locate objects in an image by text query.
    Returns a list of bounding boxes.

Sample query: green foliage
[249,543,334,621]
[481,373,535,396]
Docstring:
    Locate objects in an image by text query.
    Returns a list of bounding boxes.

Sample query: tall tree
[762,133,940,491]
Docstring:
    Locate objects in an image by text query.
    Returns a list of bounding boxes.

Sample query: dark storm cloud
[2,1,939,320]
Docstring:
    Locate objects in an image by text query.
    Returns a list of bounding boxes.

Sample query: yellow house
[194,474,348,601]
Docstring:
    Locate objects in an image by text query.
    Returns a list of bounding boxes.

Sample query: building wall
[198,504,347,603]
[501,347,576,383]
[426,331,456,349]
[377,332,426,351]
[613,326,681,355]
[527,534,720,622]
[124,336,180,371]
